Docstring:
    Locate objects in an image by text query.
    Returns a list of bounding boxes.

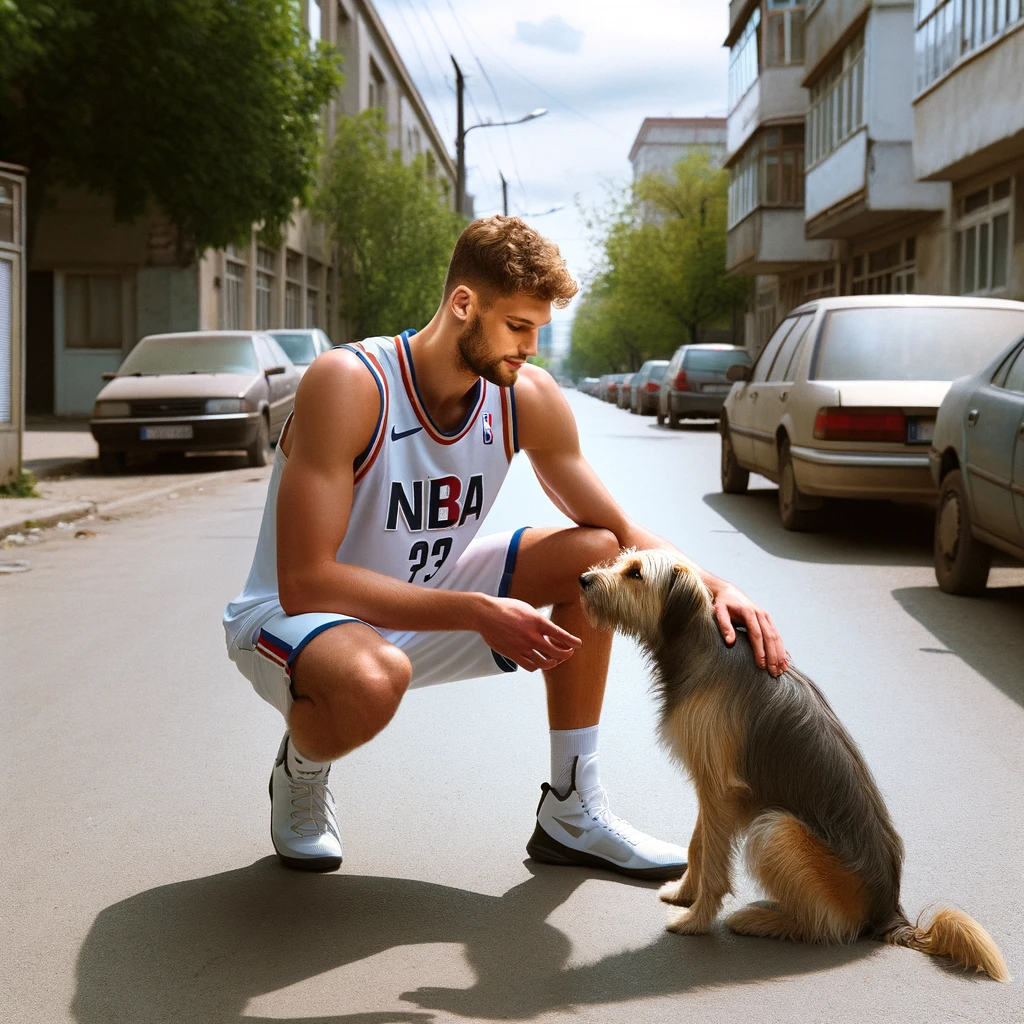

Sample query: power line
[389,0,451,137]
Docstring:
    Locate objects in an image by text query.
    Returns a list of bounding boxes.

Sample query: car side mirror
[101,371,118,381]
[265,365,286,377]
[726,364,751,382]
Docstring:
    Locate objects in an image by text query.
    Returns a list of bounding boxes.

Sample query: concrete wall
[728,207,835,272]
[137,266,200,341]
[806,129,869,221]
[865,5,916,142]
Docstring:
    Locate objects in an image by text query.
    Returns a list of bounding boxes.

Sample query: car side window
[752,320,795,383]
[266,335,291,367]
[768,314,814,383]
[253,337,275,369]
[1001,346,1024,393]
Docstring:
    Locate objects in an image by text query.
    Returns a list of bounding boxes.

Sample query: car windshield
[814,307,1024,381]
[270,331,318,365]
[118,336,259,375]
[647,362,669,379]
[684,348,751,371]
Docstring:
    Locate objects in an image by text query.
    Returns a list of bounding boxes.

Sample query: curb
[26,458,98,481]
[1,468,245,539]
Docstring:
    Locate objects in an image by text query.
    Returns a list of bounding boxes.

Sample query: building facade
[629,117,729,180]
[26,0,456,416]
[1,164,27,484]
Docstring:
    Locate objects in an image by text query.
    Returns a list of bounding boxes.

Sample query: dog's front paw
[658,874,693,907]
[665,907,711,935]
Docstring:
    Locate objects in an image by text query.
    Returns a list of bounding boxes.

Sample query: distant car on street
[720,295,1024,530]
[267,329,333,374]
[630,360,669,415]
[616,372,636,409]
[599,372,628,403]
[90,330,301,473]
[929,332,1024,593]
[658,344,751,427]
[578,376,601,396]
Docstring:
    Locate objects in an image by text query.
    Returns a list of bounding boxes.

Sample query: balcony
[913,23,1024,181]
[727,207,835,274]
[804,0,871,75]
[805,131,949,237]
[727,67,808,158]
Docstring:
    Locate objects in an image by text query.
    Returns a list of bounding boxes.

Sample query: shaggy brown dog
[579,549,1008,982]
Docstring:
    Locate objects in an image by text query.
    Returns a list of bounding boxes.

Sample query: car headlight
[93,401,131,418]
[205,398,248,414]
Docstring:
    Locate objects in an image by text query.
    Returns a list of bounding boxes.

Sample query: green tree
[316,109,464,340]
[0,0,341,260]
[569,151,748,376]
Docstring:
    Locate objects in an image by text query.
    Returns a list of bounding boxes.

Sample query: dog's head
[579,548,714,647]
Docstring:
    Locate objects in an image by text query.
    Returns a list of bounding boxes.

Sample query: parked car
[578,376,601,396]
[719,295,1024,530]
[267,328,333,375]
[630,359,670,415]
[90,331,301,473]
[599,372,628,403]
[929,332,1024,594]
[617,372,636,409]
[659,344,752,427]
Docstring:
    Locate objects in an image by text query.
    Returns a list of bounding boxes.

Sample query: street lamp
[452,56,547,217]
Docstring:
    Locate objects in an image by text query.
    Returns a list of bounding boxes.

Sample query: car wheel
[778,438,822,532]
[247,414,271,468]
[98,448,127,475]
[720,425,749,494]
[668,408,680,429]
[934,469,992,595]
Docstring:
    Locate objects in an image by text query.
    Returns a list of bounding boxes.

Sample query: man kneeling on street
[223,216,788,877]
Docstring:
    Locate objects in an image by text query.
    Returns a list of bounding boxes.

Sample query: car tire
[247,414,271,468]
[668,408,680,429]
[98,448,126,475]
[656,401,665,426]
[934,469,992,595]
[778,438,822,532]
[720,424,749,494]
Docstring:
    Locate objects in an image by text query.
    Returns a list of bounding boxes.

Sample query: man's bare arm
[275,351,580,670]
[515,366,788,675]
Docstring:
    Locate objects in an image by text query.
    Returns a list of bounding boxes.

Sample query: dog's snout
[579,573,595,590]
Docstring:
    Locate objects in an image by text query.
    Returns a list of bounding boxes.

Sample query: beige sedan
[720,295,1024,530]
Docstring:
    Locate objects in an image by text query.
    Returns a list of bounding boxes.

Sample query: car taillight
[813,407,906,442]
[644,381,660,392]
[673,371,689,391]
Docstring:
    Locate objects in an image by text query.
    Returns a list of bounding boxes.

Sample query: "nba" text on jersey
[385,475,485,531]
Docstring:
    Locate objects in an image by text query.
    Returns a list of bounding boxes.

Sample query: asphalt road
[3,390,1023,1024]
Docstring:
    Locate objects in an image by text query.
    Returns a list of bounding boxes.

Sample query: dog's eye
[624,565,642,580]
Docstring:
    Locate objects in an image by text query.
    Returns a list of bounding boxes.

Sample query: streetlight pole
[500,172,508,217]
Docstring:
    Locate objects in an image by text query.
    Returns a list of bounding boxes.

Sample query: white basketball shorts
[224,527,527,720]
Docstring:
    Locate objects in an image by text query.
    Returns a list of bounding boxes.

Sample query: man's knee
[578,527,620,570]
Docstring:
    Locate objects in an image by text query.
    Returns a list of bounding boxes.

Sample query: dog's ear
[660,563,707,636]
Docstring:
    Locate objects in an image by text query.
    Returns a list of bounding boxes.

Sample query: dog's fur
[579,549,1009,982]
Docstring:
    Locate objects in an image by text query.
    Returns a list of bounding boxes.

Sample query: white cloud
[515,14,585,54]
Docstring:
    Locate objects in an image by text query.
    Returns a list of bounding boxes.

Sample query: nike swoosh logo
[391,426,423,441]
[553,816,593,839]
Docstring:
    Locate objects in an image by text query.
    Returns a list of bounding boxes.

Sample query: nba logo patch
[482,411,494,445]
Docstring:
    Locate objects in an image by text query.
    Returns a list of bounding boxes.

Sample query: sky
[373,0,731,352]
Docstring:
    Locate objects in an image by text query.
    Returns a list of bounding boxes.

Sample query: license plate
[906,418,934,444]
[702,384,732,394]
[140,425,193,440]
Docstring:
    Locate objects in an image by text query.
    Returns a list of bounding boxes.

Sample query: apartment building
[629,117,728,179]
[26,0,456,416]
[724,1,838,350]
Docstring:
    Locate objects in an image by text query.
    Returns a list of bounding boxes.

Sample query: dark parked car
[630,360,670,415]
[930,332,1024,593]
[658,344,752,427]
[90,331,300,473]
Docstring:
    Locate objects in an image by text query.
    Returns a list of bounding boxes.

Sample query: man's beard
[456,314,518,387]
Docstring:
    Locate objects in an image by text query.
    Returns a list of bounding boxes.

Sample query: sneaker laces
[579,783,647,847]
[286,773,339,840]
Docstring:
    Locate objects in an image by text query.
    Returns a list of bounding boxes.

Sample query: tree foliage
[0,0,341,259]
[316,109,464,340]
[568,152,748,377]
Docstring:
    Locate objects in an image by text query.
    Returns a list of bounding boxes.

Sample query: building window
[807,28,865,167]
[307,259,322,328]
[728,6,761,110]
[368,60,386,112]
[728,126,805,228]
[755,285,779,353]
[256,246,275,330]
[915,1,1024,95]
[955,178,1012,294]
[285,249,303,329]
[64,273,122,349]
[764,1,806,68]
[850,237,917,294]
[804,266,837,300]
[221,245,246,330]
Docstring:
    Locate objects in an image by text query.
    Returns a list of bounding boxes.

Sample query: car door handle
[967,408,980,426]
[750,390,758,401]
[780,390,789,401]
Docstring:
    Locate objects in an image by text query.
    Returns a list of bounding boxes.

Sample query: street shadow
[892,584,1024,708]
[704,490,935,567]
[72,858,873,1023]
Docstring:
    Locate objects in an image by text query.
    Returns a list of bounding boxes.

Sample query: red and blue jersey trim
[256,629,293,675]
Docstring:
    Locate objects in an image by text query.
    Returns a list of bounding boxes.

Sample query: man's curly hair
[443,216,579,309]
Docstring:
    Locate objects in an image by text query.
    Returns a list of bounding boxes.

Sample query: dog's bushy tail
[880,907,1009,982]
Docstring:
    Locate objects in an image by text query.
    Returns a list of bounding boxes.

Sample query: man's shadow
[71,858,874,1023]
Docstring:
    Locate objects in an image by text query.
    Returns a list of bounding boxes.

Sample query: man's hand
[474,596,582,672]
[705,576,789,677]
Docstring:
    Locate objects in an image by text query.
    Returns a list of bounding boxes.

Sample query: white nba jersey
[224,330,518,635]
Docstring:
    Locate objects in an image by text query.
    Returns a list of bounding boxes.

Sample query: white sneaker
[269,733,343,871]
[527,752,688,880]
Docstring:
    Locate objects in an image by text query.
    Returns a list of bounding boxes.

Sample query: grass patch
[0,471,41,499]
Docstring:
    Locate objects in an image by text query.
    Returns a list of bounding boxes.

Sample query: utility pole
[500,172,508,217]
[452,56,466,218]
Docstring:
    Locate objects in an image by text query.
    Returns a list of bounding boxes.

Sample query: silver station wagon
[720,295,1024,530]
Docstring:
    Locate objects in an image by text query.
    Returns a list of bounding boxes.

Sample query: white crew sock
[550,725,599,794]
[286,735,331,780]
